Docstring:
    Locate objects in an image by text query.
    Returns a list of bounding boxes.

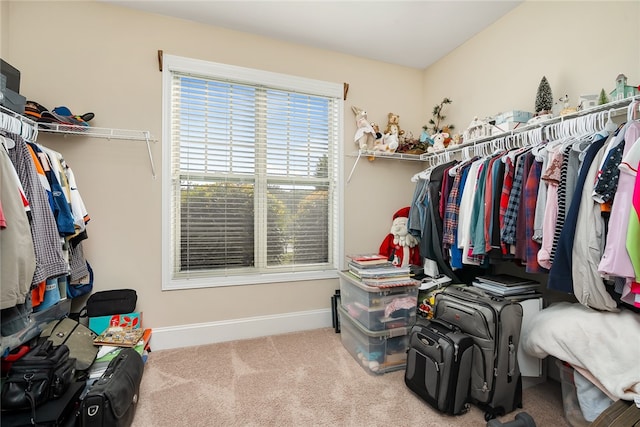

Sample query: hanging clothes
[5,132,68,287]
[0,137,36,310]
[418,160,460,281]
[522,156,546,274]
[598,123,640,279]
[547,134,608,297]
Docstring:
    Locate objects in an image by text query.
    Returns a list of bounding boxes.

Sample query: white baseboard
[149,308,334,351]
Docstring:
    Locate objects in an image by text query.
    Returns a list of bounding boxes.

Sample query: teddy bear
[378,207,421,267]
[384,112,405,141]
[351,106,377,150]
[375,112,405,154]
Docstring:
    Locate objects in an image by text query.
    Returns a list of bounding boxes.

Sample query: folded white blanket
[521,301,640,400]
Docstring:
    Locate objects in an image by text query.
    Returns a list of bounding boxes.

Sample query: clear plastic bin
[339,271,418,331]
[338,305,410,375]
[556,359,590,427]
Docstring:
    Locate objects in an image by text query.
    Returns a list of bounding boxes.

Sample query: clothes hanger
[628,100,640,122]
[412,155,435,182]
[0,108,38,143]
[0,135,15,150]
[448,146,477,177]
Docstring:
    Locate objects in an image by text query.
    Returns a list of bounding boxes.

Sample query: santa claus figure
[379,207,421,267]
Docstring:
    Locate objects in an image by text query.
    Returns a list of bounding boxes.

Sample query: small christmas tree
[424,97,455,135]
[598,88,608,105]
[534,76,553,115]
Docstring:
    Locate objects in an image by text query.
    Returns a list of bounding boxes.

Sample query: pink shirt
[538,147,562,269]
[598,123,640,279]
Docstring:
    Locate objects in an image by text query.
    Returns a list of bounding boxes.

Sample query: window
[162,55,344,290]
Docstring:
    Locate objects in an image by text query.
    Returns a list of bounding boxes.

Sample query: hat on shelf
[23,101,94,127]
[52,106,94,124]
[49,106,94,127]
[23,100,49,120]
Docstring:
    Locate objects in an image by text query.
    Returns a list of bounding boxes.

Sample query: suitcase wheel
[484,408,505,421]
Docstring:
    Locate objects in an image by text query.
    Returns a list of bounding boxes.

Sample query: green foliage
[293,188,329,264]
[535,76,553,113]
[314,155,328,179]
[598,88,609,105]
[179,180,329,271]
[424,97,455,135]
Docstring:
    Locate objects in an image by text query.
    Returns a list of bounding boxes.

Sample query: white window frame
[161,54,344,290]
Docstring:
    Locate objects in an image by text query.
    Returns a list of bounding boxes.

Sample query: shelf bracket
[144,131,156,179]
[347,150,362,183]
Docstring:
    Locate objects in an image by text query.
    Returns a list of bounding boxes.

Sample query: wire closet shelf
[420,96,640,166]
[0,105,158,178]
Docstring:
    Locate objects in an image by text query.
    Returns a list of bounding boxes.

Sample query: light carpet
[131,327,569,427]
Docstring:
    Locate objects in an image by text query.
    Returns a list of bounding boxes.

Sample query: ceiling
[102,0,523,70]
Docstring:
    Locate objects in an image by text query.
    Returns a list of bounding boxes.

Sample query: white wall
[3,0,639,348]
[3,0,425,347]
[422,1,640,132]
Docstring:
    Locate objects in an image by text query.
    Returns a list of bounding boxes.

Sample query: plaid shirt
[502,149,530,245]
[7,134,68,286]
[442,159,478,248]
[499,156,514,254]
[442,170,462,248]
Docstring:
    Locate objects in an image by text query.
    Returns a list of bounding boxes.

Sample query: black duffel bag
[80,348,144,427]
[1,340,76,419]
[84,289,137,318]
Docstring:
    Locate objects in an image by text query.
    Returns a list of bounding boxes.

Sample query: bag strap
[26,388,36,426]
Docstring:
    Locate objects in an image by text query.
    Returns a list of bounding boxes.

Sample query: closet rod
[420,95,640,162]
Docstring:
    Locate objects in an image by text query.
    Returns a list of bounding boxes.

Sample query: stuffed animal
[440,127,453,146]
[419,129,434,145]
[376,112,405,154]
[370,122,383,141]
[384,112,405,140]
[450,133,462,147]
[351,106,377,150]
[378,207,421,267]
[427,132,448,153]
[376,127,399,153]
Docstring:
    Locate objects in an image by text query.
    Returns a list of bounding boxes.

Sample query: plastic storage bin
[338,305,410,375]
[556,360,589,427]
[338,271,419,331]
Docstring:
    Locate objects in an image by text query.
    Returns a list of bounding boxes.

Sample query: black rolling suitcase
[404,319,474,415]
[434,285,523,420]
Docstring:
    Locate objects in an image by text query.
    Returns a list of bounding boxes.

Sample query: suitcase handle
[508,336,516,378]
[416,332,437,347]
[429,317,460,333]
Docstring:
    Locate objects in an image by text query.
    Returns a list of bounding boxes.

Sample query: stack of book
[88,328,152,380]
[472,274,541,297]
[347,254,414,287]
[347,254,392,268]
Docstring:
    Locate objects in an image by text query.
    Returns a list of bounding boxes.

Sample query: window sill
[163,268,340,290]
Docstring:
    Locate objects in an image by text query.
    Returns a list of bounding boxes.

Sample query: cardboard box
[89,312,142,335]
